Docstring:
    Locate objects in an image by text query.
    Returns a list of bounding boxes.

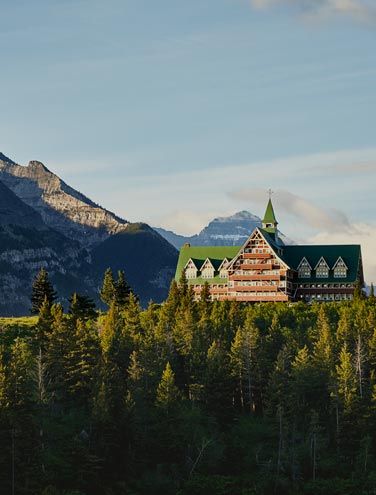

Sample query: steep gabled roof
[281,244,361,283]
[184,257,198,270]
[297,257,312,269]
[218,258,230,271]
[200,258,215,271]
[333,256,348,269]
[175,245,240,283]
[314,256,330,270]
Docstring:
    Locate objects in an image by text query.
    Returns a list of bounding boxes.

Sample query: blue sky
[1,0,376,278]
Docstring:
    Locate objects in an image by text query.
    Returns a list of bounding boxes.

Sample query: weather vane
[268,188,273,199]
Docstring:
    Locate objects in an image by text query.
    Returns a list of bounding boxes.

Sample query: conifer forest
[1,270,376,495]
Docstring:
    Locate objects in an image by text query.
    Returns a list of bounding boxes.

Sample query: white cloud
[250,0,376,22]
[230,188,351,231]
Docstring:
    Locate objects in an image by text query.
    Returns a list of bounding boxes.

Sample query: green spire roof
[262,199,278,226]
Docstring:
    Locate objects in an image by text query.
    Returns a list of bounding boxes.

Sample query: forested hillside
[1,281,376,495]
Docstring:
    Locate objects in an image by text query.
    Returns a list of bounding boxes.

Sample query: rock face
[0,156,128,246]
[0,178,93,315]
[0,152,178,314]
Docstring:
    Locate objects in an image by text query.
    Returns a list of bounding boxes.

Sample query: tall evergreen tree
[100,268,116,307]
[115,270,132,307]
[156,362,180,410]
[69,292,97,322]
[336,344,357,413]
[31,268,57,314]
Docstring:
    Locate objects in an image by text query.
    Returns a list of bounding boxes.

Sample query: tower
[262,195,278,240]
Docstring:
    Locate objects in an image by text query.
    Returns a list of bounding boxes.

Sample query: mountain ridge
[155,210,262,248]
[0,154,129,246]
[155,210,294,249]
[0,152,178,313]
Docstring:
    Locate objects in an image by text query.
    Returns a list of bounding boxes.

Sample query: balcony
[230,274,281,281]
[239,263,273,270]
[242,253,272,259]
[231,285,278,292]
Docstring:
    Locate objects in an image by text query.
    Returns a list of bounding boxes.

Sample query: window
[298,258,311,278]
[316,258,329,278]
[185,259,197,279]
[334,258,347,278]
[201,269,214,279]
[200,259,214,279]
[185,269,197,279]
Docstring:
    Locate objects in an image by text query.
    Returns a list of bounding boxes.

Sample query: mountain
[0,178,94,315]
[155,210,294,249]
[0,153,177,313]
[0,155,128,246]
[155,211,262,248]
[92,224,178,303]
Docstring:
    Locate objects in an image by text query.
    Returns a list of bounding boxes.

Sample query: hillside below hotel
[175,198,364,303]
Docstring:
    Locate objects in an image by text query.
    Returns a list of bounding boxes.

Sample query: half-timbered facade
[175,199,364,303]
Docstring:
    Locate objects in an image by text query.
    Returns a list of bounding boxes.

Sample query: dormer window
[201,259,215,279]
[298,258,312,278]
[315,257,329,278]
[333,257,348,278]
[219,258,229,278]
[185,259,198,279]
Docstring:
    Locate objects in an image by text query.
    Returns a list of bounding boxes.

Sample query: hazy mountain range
[155,211,293,249]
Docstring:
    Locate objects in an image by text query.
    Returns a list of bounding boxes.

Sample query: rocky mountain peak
[28,160,51,173]
[0,154,129,246]
[0,152,16,165]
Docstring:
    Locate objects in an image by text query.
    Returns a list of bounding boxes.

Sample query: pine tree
[179,269,188,299]
[100,268,116,307]
[313,306,334,371]
[156,362,180,410]
[205,340,234,422]
[44,305,73,405]
[99,302,129,418]
[123,292,142,343]
[66,320,100,406]
[230,323,260,413]
[31,268,57,314]
[6,339,41,492]
[36,296,54,346]
[115,270,132,307]
[336,344,357,412]
[69,292,97,322]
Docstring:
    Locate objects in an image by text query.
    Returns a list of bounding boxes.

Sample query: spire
[262,192,278,236]
[262,199,278,227]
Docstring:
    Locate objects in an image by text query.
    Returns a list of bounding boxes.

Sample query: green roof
[175,236,362,287]
[262,199,278,226]
[175,245,240,282]
[281,244,362,283]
